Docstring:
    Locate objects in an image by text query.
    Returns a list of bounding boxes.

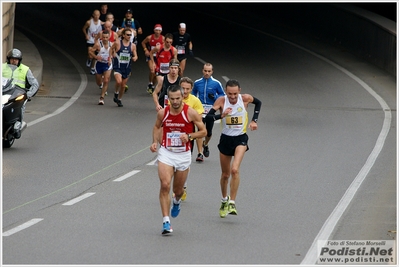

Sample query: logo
[317,240,396,265]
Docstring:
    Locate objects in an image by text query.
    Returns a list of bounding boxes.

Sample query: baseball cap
[126,9,132,13]
[179,23,186,29]
[154,24,162,31]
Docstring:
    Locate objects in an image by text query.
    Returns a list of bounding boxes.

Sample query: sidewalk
[12,29,43,92]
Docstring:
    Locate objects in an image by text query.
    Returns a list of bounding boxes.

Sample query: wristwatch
[187,133,193,141]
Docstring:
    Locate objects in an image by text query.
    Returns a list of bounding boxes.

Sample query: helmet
[6,48,23,66]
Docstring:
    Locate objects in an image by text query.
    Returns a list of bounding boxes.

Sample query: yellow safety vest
[2,62,29,88]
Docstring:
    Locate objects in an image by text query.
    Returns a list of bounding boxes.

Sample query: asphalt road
[2,3,396,265]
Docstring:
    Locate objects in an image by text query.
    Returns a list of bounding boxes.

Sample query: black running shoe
[196,153,204,162]
[203,144,210,157]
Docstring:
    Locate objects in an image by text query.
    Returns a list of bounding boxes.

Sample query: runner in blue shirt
[192,63,225,161]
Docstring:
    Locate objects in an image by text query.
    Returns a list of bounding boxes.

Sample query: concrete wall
[322,4,395,76]
[2,2,16,62]
[281,4,396,76]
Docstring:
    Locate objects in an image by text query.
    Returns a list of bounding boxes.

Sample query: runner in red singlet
[150,84,206,235]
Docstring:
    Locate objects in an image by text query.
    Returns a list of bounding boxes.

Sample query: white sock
[222,196,228,202]
[163,216,170,223]
[229,200,235,204]
[173,197,181,205]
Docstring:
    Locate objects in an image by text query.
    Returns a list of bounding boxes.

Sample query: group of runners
[82,5,263,236]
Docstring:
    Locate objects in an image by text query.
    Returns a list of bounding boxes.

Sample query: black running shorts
[217,133,249,156]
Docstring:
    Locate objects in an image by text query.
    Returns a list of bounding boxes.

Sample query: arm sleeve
[205,108,221,123]
[251,97,262,122]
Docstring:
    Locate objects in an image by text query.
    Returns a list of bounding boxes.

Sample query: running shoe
[113,96,123,107]
[181,187,187,201]
[147,84,154,95]
[196,153,204,162]
[98,97,104,105]
[203,144,210,157]
[99,82,103,89]
[171,201,181,218]
[90,68,96,75]
[219,196,230,218]
[228,202,237,215]
[162,221,173,235]
[124,85,128,92]
[86,59,91,68]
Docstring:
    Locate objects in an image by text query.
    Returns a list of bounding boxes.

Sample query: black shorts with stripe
[217,133,249,156]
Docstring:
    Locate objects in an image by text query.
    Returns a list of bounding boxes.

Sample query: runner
[150,84,206,235]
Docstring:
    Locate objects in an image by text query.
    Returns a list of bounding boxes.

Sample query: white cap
[179,23,186,29]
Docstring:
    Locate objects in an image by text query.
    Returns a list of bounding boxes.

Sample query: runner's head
[164,33,173,48]
[178,23,186,35]
[167,84,184,110]
[180,77,194,100]
[169,59,180,76]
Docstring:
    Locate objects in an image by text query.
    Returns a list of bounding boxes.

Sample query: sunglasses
[126,34,132,36]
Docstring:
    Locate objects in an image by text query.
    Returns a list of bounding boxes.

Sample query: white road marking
[3,218,43,237]
[147,159,157,166]
[193,57,207,64]
[221,76,229,82]
[298,43,392,266]
[20,27,87,127]
[62,193,95,206]
[113,170,141,182]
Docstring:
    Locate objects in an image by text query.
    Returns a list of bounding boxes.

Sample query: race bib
[160,62,169,74]
[99,53,109,63]
[225,115,243,128]
[166,132,185,152]
[119,52,130,64]
[177,45,185,55]
[151,45,157,56]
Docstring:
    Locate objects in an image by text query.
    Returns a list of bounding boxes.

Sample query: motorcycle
[2,76,28,148]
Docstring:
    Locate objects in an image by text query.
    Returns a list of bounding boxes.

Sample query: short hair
[102,30,110,35]
[226,79,240,88]
[179,77,193,88]
[164,33,173,40]
[167,84,184,96]
[204,63,213,70]
[122,28,132,36]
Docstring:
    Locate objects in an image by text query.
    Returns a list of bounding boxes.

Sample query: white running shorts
[157,146,191,171]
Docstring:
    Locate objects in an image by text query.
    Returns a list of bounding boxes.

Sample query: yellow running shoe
[219,196,230,218]
[181,187,187,201]
[228,202,237,215]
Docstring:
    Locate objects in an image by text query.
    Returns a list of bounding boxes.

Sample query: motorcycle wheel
[3,135,15,148]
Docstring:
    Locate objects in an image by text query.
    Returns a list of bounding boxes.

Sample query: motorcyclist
[2,48,39,138]
[2,48,39,98]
